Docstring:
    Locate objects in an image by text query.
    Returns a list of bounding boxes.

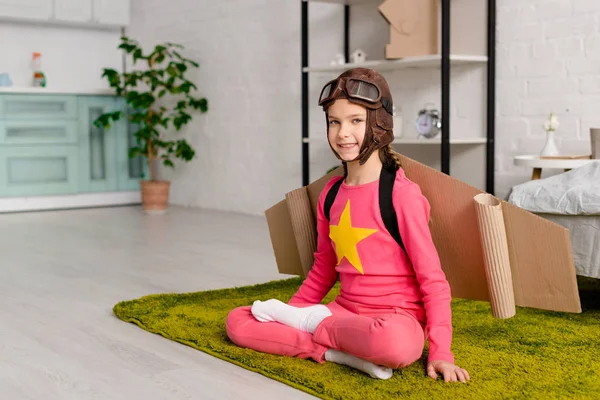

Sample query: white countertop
[0,87,116,95]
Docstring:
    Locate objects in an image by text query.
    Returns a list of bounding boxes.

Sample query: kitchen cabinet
[0,93,138,198]
[0,0,129,28]
[0,0,52,21]
[78,96,119,193]
[54,0,92,23]
[0,120,78,145]
[0,145,79,197]
[92,0,129,26]
[116,100,146,191]
[1,94,77,120]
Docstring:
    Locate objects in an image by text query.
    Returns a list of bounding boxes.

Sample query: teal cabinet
[0,120,78,145]
[0,93,141,198]
[0,145,79,196]
[0,95,77,120]
[77,96,119,193]
[115,99,146,191]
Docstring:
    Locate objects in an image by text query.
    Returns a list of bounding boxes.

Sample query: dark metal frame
[301,0,309,186]
[301,0,496,195]
[441,0,451,175]
[486,0,496,194]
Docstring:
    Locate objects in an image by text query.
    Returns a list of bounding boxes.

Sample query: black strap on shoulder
[323,168,406,255]
[324,177,344,221]
[379,167,407,254]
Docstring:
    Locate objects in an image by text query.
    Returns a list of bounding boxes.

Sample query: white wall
[0,22,122,90]
[495,0,600,197]
[127,0,309,215]
[128,0,600,216]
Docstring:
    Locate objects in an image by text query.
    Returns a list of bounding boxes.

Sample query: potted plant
[95,36,208,213]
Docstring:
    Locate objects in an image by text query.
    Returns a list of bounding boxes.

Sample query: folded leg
[313,304,425,369]
[226,305,328,363]
[251,299,332,333]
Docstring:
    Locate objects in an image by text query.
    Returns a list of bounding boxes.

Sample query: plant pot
[140,180,171,214]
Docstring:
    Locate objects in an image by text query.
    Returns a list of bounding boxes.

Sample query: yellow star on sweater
[329,199,378,274]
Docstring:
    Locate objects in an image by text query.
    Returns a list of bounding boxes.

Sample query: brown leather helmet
[318,67,394,165]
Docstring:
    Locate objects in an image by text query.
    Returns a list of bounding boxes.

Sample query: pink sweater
[289,168,454,364]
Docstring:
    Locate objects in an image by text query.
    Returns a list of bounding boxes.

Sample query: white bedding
[536,213,600,279]
[508,161,600,215]
[508,163,600,278]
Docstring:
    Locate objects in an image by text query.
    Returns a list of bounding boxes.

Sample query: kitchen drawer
[0,120,78,145]
[0,145,78,197]
[0,95,77,120]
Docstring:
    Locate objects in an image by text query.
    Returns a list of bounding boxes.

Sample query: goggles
[318,78,381,106]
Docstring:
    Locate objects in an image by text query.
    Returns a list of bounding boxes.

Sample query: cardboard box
[265,154,582,318]
[379,0,438,59]
[378,0,487,59]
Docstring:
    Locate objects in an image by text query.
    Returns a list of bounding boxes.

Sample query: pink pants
[225,298,426,368]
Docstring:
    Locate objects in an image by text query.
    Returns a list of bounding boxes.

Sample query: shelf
[393,137,488,145]
[302,137,487,145]
[300,0,496,192]
[303,55,488,73]
[0,87,116,96]
[304,0,378,4]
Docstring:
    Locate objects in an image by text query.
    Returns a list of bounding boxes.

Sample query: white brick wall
[128,0,600,214]
[128,0,350,215]
[495,0,600,197]
[127,0,312,215]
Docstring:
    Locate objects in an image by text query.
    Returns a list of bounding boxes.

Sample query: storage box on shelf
[0,91,145,210]
[304,0,489,57]
[301,0,496,193]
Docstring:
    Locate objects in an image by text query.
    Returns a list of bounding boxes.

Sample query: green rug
[113,277,600,400]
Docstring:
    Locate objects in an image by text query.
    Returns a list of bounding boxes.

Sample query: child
[226,67,470,383]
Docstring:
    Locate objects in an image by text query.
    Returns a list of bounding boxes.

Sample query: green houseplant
[95,36,208,213]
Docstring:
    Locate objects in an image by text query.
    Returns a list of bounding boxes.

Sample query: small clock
[415,105,442,139]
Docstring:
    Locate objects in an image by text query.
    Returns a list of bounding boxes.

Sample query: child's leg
[248,300,397,379]
[251,299,332,333]
[312,309,425,369]
[324,349,393,379]
[226,305,329,362]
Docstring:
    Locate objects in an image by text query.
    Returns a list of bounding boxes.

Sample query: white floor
[0,205,316,400]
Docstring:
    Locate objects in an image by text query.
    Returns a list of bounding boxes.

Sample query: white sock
[325,349,393,380]
[251,299,332,333]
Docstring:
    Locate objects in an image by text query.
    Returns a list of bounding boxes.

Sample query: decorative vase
[140,180,171,214]
[392,105,403,138]
[540,130,559,157]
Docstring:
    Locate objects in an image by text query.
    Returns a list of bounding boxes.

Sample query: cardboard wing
[265,155,582,318]
[265,168,341,277]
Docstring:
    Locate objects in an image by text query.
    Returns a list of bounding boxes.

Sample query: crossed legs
[226,298,425,379]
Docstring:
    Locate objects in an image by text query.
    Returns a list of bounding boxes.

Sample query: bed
[508,161,600,279]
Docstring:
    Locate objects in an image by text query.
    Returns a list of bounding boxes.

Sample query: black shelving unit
[301,0,496,195]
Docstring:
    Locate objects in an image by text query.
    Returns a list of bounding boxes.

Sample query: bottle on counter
[32,52,46,88]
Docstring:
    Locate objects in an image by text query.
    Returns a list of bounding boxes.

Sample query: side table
[513,155,597,180]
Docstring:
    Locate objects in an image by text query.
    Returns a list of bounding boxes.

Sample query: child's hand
[427,360,470,383]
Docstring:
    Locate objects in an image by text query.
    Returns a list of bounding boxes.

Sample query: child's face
[327,99,367,162]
